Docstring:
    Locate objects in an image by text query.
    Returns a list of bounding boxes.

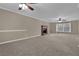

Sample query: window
[56,23,71,32]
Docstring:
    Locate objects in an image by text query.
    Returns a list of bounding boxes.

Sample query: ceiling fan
[18,3,36,11]
[57,18,66,22]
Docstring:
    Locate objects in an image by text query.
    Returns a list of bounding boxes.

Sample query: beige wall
[0,9,49,43]
[78,22,79,33]
[78,21,79,33]
[49,22,56,33]
[71,21,78,34]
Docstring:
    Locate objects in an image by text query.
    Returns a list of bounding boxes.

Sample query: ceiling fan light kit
[18,3,34,11]
[57,18,67,23]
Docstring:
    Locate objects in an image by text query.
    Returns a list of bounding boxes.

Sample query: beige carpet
[0,34,79,56]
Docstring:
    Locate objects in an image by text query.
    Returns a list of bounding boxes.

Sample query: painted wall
[71,21,78,34]
[49,22,56,33]
[0,9,49,43]
[78,21,79,33]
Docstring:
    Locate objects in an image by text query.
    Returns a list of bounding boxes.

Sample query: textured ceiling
[0,3,79,22]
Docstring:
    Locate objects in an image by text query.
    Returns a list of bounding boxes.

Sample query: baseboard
[0,35,40,45]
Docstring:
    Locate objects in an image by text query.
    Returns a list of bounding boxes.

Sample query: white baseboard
[0,30,27,32]
[0,35,40,45]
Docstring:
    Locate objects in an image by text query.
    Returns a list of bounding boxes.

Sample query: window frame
[56,22,71,32]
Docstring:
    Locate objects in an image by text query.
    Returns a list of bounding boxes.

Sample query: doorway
[41,25,48,36]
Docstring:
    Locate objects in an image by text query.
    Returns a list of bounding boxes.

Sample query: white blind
[56,23,71,32]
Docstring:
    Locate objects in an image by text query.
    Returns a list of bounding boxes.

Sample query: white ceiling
[0,3,79,22]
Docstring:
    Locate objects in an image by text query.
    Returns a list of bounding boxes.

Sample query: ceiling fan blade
[25,4,34,11]
[29,3,37,4]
